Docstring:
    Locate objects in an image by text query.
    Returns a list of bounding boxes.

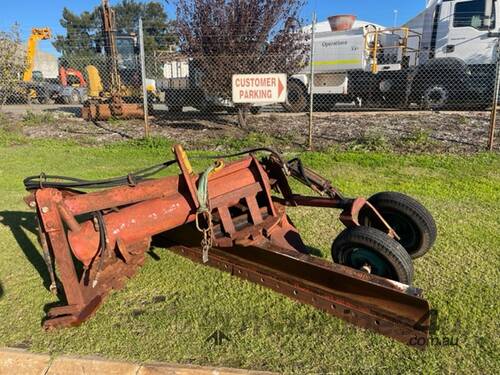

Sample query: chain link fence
[0,11,499,151]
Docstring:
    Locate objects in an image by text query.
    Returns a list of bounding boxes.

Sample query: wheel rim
[362,210,420,253]
[380,211,420,251]
[381,211,420,251]
[344,247,396,279]
[426,86,447,107]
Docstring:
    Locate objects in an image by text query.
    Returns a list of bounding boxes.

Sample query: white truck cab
[285,0,499,112]
[414,0,499,64]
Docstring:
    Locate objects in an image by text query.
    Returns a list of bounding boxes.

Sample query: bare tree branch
[175,0,309,126]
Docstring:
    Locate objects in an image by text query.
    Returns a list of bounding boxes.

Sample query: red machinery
[24,145,436,348]
[59,67,87,88]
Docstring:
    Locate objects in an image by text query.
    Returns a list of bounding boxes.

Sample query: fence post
[139,18,150,138]
[308,12,317,150]
[488,37,500,151]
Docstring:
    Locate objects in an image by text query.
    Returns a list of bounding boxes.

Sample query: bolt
[360,263,372,274]
[29,201,36,208]
[41,207,49,214]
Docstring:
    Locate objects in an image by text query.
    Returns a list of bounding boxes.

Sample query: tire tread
[332,226,414,285]
[366,192,437,259]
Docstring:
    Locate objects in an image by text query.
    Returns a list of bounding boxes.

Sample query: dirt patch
[0,107,497,153]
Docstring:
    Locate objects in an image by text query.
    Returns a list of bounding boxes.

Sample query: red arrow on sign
[278,78,285,98]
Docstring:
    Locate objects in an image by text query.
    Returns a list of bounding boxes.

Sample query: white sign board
[232,74,287,104]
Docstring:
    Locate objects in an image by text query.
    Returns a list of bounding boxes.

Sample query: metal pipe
[63,158,254,216]
[66,164,260,265]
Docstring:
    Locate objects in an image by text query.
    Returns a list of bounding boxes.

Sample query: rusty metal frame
[26,145,431,348]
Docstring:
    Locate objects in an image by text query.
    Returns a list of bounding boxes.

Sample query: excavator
[82,0,154,120]
[22,28,87,104]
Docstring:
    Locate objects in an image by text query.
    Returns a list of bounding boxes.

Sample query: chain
[195,161,223,264]
[196,211,213,263]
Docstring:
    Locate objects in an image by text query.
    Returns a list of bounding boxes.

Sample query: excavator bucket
[81,102,145,121]
[23,145,433,349]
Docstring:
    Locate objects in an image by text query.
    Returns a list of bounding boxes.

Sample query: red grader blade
[23,145,436,349]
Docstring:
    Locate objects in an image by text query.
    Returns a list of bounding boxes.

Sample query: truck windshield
[453,0,496,29]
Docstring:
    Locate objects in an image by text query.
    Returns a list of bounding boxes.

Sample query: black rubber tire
[282,80,308,112]
[359,192,437,259]
[422,84,450,110]
[332,226,414,285]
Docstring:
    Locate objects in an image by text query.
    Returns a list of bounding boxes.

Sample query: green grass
[0,135,499,374]
[21,111,56,127]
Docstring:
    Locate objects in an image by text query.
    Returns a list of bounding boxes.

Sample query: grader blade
[23,145,436,349]
[160,224,430,349]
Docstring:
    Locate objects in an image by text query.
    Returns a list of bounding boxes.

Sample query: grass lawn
[0,134,498,374]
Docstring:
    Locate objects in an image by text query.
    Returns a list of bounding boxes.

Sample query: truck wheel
[282,80,308,112]
[422,84,449,110]
[359,192,437,259]
[332,226,413,284]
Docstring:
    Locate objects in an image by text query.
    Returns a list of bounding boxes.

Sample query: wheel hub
[347,248,394,279]
[426,86,448,107]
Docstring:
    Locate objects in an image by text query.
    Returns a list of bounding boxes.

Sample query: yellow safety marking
[174,145,194,175]
[210,160,225,175]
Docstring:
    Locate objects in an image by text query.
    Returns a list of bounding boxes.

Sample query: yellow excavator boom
[23,28,52,82]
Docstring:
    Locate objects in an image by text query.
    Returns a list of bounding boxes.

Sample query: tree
[54,1,176,69]
[0,25,27,107]
[114,0,177,52]
[176,0,308,126]
[53,8,100,57]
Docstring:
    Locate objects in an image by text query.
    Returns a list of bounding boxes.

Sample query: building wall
[33,49,59,79]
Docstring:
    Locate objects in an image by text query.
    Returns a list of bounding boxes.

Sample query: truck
[21,28,88,105]
[157,58,252,114]
[285,0,499,111]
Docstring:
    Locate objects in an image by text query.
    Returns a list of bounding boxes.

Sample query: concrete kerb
[0,348,277,375]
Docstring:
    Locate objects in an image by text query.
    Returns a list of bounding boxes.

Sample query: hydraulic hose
[23,147,286,191]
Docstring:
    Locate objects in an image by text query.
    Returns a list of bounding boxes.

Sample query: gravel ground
[1,105,498,153]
